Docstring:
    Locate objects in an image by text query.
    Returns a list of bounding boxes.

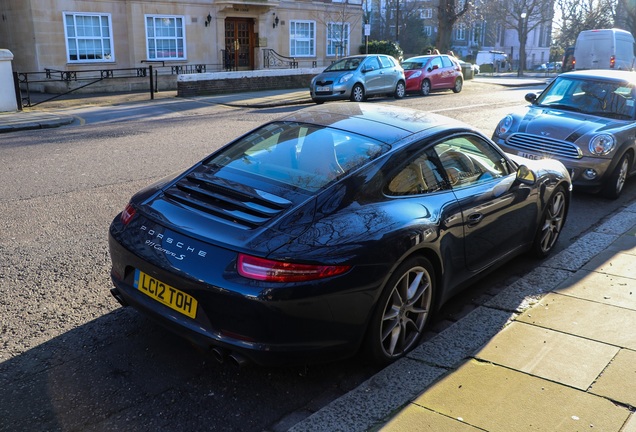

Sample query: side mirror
[525,93,538,104]
[516,165,537,185]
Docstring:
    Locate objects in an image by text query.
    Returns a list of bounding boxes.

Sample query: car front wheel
[601,153,631,199]
[366,256,435,365]
[394,81,406,99]
[350,84,365,102]
[532,186,567,258]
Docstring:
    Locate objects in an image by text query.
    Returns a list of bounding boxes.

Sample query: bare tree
[553,0,616,48]
[488,0,554,75]
[436,0,472,53]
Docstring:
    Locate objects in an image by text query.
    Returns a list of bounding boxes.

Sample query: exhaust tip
[110,288,128,307]
[228,352,249,368]
[211,347,227,363]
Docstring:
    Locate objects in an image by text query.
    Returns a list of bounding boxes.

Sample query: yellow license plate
[134,270,198,319]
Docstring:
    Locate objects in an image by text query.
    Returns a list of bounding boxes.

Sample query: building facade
[0,0,363,74]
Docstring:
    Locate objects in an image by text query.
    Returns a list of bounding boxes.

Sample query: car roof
[563,69,636,84]
[280,103,466,144]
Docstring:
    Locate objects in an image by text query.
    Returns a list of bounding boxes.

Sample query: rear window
[206,122,387,192]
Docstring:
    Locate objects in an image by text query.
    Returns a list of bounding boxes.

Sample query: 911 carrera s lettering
[134,269,197,319]
[140,225,208,258]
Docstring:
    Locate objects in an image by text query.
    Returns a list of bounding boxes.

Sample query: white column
[0,49,18,112]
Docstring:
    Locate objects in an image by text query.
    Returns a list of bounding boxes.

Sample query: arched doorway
[224,18,254,70]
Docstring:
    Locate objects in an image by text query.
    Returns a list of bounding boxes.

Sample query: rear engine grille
[164,172,292,229]
[507,133,582,159]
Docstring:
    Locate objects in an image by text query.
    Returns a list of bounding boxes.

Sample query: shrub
[359,40,403,61]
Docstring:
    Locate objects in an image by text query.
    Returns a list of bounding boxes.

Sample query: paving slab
[412,359,630,432]
[380,404,482,431]
[622,413,636,432]
[517,293,636,350]
[555,270,636,311]
[589,348,636,407]
[583,251,636,279]
[475,321,619,390]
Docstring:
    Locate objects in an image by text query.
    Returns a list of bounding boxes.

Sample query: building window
[64,13,113,62]
[424,26,432,36]
[327,22,350,57]
[145,15,186,60]
[455,23,466,40]
[290,21,315,57]
[420,9,433,19]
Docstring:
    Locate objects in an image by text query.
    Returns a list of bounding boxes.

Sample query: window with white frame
[455,23,466,40]
[423,26,432,36]
[420,9,433,19]
[290,21,315,57]
[64,12,113,62]
[145,15,186,60]
[327,22,350,57]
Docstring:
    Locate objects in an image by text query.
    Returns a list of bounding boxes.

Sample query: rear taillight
[610,55,616,68]
[237,253,351,282]
[120,203,136,225]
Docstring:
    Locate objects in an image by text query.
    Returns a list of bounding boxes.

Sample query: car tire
[394,81,406,99]
[601,152,631,199]
[452,77,463,93]
[312,98,324,105]
[350,84,365,102]
[532,186,567,258]
[420,79,431,96]
[365,256,435,365]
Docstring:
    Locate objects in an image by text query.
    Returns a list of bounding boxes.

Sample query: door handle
[467,213,483,227]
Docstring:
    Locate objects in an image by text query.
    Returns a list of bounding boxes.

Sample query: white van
[573,28,635,70]
[475,50,508,68]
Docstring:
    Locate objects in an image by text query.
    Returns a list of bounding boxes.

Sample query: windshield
[206,122,388,192]
[325,57,362,72]
[536,76,636,120]
[402,60,427,70]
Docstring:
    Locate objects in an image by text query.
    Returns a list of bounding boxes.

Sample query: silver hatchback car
[310,54,406,103]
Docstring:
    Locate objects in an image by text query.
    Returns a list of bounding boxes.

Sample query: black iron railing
[262,49,298,69]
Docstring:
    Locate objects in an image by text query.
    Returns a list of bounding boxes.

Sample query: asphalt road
[1,80,634,432]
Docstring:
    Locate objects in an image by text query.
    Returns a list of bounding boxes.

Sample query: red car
[402,54,464,96]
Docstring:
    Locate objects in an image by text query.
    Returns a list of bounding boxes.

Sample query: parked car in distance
[493,69,636,199]
[402,54,464,96]
[109,103,571,367]
[309,54,405,103]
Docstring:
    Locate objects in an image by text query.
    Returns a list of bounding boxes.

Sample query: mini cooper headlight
[496,115,514,135]
[589,134,615,155]
[339,73,354,84]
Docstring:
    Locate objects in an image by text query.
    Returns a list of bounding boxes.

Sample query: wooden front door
[225,18,254,70]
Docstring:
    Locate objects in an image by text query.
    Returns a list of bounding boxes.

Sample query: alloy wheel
[378,263,432,359]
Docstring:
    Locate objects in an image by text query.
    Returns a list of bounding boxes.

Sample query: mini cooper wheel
[420,79,431,96]
[350,84,365,102]
[366,256,435,364]
[532,186,567,258]
[394,81,406,99]
[452,78,463,93]
[601,153,631,199]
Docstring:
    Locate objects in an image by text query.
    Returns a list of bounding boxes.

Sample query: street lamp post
[518,12,527,77]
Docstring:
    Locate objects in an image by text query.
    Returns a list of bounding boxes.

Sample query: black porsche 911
[108,103,571,366]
